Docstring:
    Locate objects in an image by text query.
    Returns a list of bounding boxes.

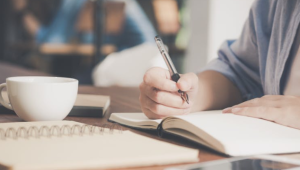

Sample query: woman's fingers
[223,96,283,113]
[139,93,190,119]
[140,68,199,119]
[143,67,178,92]
[140,83,190,109]
[222,95,300,130]
[231,106,281,123]
[177,72,199,91]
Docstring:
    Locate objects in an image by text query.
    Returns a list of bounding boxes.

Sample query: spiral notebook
[0,121,198,170]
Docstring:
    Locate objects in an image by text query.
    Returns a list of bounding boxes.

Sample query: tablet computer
[166,155,300,170]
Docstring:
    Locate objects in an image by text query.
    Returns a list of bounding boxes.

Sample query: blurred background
[0,0,254,87]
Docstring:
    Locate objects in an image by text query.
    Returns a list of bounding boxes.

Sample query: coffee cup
[0,76,78,121]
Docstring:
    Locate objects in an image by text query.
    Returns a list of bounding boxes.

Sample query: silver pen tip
[185,93,189,104]
[181,92,189,104]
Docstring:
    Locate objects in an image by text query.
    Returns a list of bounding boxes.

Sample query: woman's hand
[139,67,199,119]
[223,95,300,129]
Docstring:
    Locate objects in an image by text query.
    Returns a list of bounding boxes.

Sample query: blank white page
[174,111,300,156]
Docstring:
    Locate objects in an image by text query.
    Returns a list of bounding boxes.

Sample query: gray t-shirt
[200,1,300,100]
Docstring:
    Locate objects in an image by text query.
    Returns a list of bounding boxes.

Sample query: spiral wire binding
[0,123,123,140]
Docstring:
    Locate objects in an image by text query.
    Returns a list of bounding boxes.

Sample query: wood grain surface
[0,62,50,83]
[0,62,226,170]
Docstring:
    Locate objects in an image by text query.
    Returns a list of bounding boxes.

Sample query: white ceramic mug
[0,77,78,121]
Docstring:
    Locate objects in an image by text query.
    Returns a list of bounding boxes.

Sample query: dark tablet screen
[188,158,300,170]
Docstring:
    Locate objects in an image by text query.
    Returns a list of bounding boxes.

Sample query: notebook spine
[0,123,123,140]
[157,120,166,137]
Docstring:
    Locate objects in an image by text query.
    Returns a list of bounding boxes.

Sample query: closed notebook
[0,93,110,117]
[109,110,300,156]
[0,121,198,170]
[70,94,110,117]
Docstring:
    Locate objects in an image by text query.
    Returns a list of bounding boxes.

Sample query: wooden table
[0,86,226,170]
[0,62,51,83]
[0,62,226,170]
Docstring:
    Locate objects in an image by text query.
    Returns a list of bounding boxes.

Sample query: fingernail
[222,107,232,113]
[232,108,242,113]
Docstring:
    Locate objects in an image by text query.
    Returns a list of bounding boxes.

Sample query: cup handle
[0,83,13,110]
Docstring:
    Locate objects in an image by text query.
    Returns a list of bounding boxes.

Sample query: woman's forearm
[192,71,243,112]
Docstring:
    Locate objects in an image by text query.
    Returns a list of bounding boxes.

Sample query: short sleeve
[200,1,266,101]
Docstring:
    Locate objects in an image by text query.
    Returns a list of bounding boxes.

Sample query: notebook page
[109,113,162,129]
[173,111,300,156]
[109,111,217,129]
[0,121,198,170]
[74,94,110,108]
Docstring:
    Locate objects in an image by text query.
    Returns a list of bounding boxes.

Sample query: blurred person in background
[12,0,156,51]
[9,0,157,84]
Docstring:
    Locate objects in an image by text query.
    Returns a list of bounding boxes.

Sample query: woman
[139,0,300,130]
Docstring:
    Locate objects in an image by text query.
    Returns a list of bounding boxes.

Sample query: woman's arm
[192,71,243,112]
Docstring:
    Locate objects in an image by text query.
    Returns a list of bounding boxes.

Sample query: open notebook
[0,121,198,170]
[109,110,300,156]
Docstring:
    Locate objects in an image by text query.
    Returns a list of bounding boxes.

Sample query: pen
[154,35,189,104]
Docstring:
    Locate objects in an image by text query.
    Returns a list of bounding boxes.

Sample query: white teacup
[0,77,78,121]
